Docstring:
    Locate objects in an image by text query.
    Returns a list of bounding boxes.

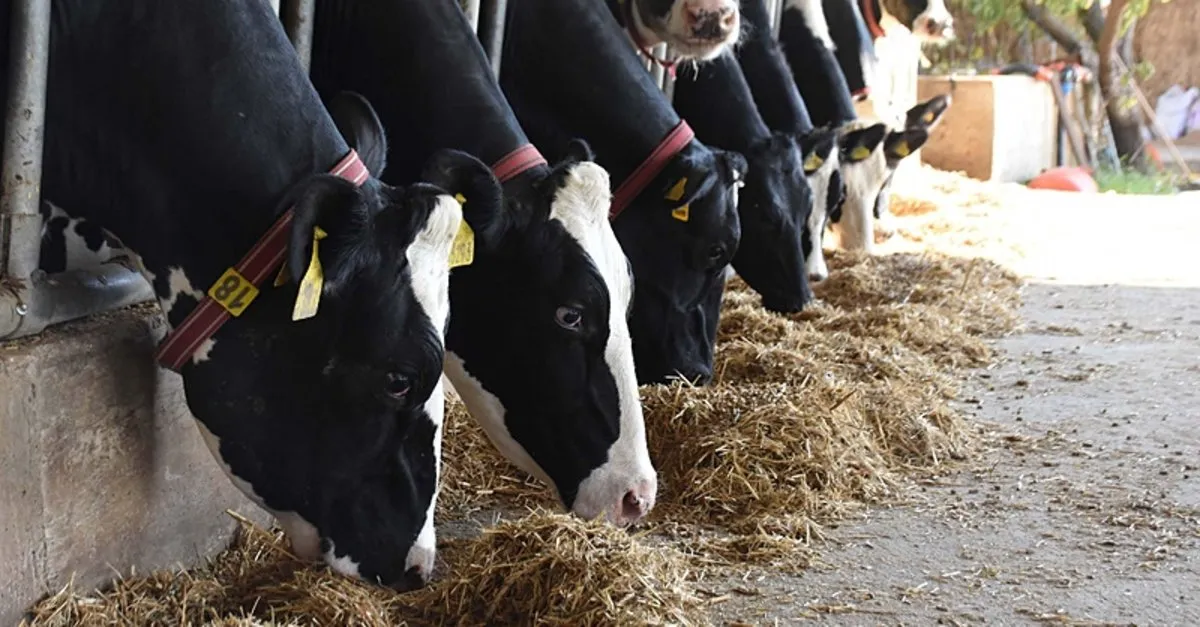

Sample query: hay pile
[26,511,709,627]
[24,231,1024,623]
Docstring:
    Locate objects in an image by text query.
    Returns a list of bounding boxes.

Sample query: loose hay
[25,236,1025,623]
[26,512,709,627]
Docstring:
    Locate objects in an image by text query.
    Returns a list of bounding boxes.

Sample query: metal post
[462,0,482,34]
[0,0,158,340]
[1,0,50,283]
[282,0,315,73]
[477,0,509,77]
[769,0,784,39]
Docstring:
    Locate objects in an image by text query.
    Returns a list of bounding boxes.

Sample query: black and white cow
[305,0,657,528]
[17,0,504,589]
[672,52,816,313]
[605,0,742,64]
[735,0,844,282]
[499,0,747,385]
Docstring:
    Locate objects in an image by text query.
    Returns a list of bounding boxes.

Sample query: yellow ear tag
[803,153,825,172]
[273,260,289,288]
[923,111,935,123]
[671,204,690,222]
[448,193,475,269]
[849,145,872,161]
[892,140,911,158]
[291,226,327,321]
[665,177,688,202]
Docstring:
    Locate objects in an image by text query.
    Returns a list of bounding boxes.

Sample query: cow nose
[687,7,735,40]
[923,16,945,35]
[678,365,712,385]
[808,270,829,283]
[389,565,429,592]
[615,479,657,525]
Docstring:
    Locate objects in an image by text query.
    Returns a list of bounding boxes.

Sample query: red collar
[154,150,370,372]
[621,0,678,78]
[860,0,886,39]
[491,144,548,182]
[609,120,695,220]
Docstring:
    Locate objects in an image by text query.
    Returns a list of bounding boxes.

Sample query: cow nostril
[621,491,646,522]
[809,272,829,283]
[391,565,428,592]
[719,9,736,31]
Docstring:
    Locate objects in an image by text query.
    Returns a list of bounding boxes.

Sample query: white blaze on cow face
[443,162,657,526]
[399,193,462,581]
[833,123,890,253]
[552,162,656,525]
[786,0,834,50]
[632,0,741,61]
[803,150,839,282]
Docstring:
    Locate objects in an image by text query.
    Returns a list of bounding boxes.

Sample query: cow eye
[555,306,583,331]
[706,245,726,266]
[385,372,411,399]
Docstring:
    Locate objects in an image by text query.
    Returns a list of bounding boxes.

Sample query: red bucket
[1027,166,1099,192]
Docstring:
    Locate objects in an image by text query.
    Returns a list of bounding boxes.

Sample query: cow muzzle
[684,2,737,41]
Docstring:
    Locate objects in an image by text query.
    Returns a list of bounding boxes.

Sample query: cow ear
[327,91,389,176]
[905,93,952,131]
[800,132,838,174]
[839,123,888,163]
[419,148,508,251]
[883,128,929,162]
[660,147,746,210]
[287,175,374,296]
[564,138,596,164]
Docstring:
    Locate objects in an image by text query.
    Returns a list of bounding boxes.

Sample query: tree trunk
[1097,0,1146,164]
[1019,0,1096,67]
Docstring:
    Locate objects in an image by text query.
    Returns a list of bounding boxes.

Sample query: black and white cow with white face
[832,97,950,251]
[673,51,816,313]
[608,0,742,62]
[502,0,746,385]
[21,0,504,590]
[308,0,656,526]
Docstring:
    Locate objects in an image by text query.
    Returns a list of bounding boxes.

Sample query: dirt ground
[701,177,1200,625]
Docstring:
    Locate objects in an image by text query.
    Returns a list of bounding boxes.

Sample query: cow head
[630,0,742,60]
[178,99,505,590]
[882,0,955,42]
[875,94,952,229]
[796,127,842,282]
[833,121,927,251]
[730,132,815,313]
[437,139,658,527]
[613,141,746,384]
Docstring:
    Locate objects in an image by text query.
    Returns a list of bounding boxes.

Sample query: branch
[1019,0,1095,66]
[1020,0,1083,54]
[1098,0,1130,68]
[1080,0,1105,44]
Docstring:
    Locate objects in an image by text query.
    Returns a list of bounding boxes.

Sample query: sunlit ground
[878,164,1200,288]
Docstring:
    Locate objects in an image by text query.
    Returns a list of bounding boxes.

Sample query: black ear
[420,148,508,250]
[326,91,389,176]
[840,123,888,163]
[287,174,374,294]
[883,128,929,162]
[798,131,838,174]
[905,94,952,131]
[564,138,596,163]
